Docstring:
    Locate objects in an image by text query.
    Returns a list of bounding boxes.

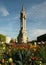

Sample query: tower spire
[22,5,24,11]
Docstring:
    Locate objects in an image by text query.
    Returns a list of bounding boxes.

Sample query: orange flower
[1,58,5,63]
[35,57,38,61]
[31,57,35,60]
[34,48,36,52]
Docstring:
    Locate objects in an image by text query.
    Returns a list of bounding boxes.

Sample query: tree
[0,34,6,42]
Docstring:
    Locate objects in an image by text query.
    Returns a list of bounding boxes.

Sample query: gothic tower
[17,6,27,44]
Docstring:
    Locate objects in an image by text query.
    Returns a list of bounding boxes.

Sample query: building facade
[37,34,46,42]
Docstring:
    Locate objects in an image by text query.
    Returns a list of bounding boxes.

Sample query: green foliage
[39,46,46,63]
[10,39,14,43]
[0,43,46,65]
[0,34,6,42]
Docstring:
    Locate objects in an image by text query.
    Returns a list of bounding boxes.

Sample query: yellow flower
[8,58,13,63]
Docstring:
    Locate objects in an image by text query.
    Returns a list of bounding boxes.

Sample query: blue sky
[0,0,46,41]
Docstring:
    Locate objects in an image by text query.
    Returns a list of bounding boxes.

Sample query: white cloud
[27,1,46,21]
[26,1,46,41]
[0,6,9,16]
[28,29,46,41]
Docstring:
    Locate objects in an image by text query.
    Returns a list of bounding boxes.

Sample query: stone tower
[17,6,27,44]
